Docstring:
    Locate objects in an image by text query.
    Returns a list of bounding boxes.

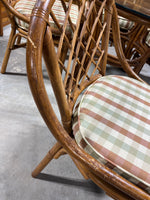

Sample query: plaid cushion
[73,75,150,194]
[118,16,134,30]
[14,0,78,31]
[14,0,36,30]
[146,30,150,47]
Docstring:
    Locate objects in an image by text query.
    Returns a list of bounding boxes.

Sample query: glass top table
[115,0,150,25]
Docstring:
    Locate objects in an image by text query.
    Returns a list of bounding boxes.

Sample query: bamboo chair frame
[107,3,150,75]
[0,0,29,73]
[0,0,78,73]
[26,0,149,199]
[108,21,150,75]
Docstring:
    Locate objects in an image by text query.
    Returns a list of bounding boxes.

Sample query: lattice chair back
[27,0,113,133]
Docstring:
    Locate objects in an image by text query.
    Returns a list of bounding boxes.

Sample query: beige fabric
[14,0,78,31]
[73,75,150,194]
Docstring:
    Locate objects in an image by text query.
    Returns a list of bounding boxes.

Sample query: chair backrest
[27,0,113,133]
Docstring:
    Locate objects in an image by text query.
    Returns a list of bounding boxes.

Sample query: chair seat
[118,16,134,30]
[146,30,150,47]
[73,75,150,194]
[14,0,78,31]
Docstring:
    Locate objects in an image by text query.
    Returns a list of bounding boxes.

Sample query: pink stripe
[73,123,79,135]
[80,108,150,149]
[85,137,150,184]
[117,76,150,93]
[87,90,150,124]
[96,81,150,107]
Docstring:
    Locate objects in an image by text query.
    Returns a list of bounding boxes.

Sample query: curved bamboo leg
[111,4,144,83]
[133,49,150,74]
[32,142,62,178]
[54,148,67,159]
[90,172,134,200]
[71,157,89,180]
[1,26,16,74]
[16,35,22,45]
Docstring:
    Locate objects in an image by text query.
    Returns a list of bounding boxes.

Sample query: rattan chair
[108,11,150,75]
[1,0,28,73]
[26,0,150,199]
[0,0,79,73]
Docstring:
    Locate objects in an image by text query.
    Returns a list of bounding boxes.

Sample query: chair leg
[1,27,16,74]
[71,157,89,180]
[53,147,67,159]
[16,35,21,45]
[32,142,62,178]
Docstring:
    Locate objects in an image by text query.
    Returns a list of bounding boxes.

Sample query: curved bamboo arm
[111,4,145,83]
[26,0,149,199]
[1,0,29,23]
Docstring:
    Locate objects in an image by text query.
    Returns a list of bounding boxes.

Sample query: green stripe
[106,77,150,99]
[80,119,150,164]
[90,85,150,116]
[82,97,150,136]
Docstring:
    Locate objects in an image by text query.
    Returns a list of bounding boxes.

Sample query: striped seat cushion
[73,75,150,194]
[118,16,134,30]
[146,30,150,47]
[14,0,78,31]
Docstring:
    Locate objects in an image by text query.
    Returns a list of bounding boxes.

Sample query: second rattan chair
[1,0,79,73]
